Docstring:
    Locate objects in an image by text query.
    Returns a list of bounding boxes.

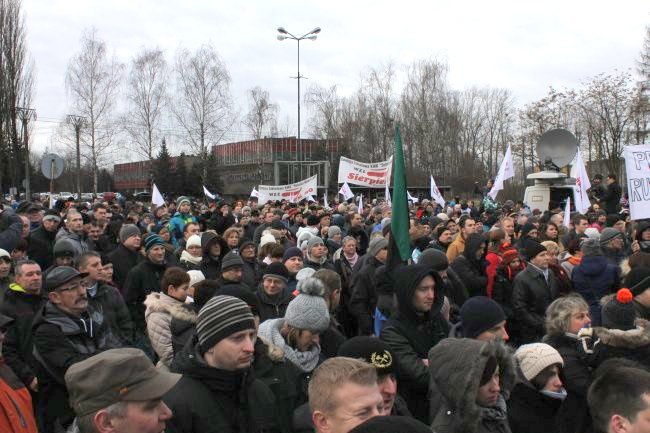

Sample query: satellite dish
[41,154,65,180]
[536,129,577,169]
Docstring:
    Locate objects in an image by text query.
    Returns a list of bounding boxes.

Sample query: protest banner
[624,144,650,220]
[337,156,393,187]
[257,175,318,204]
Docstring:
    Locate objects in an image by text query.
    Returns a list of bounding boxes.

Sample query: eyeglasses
[57,280,91,293]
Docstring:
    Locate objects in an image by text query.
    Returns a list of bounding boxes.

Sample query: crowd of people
[0,173,649,433]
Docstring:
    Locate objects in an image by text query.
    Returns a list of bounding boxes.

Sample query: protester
[256,262,293,322]
[349,236,388,335]
[492,245,523,323]
[450,296,509,341]
[198,231,227,280]
[313,269,346,358]
[107,224,142,291]
[219,251,246,289]
[450,232,488,297]
[27,210,60,270]
[283,246,304,292]
[179,234,203,271]
[624,265,650,321]
[446,215,475,262]
[0,249,11,298]
[303,237,336,272]
[417,248,469,320]
[167,197,197,247]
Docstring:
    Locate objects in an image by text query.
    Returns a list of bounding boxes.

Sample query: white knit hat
[0,249,10,259]
[186,234,202,249]
[187,270,205,289]
[260,233,276,248]
[515,343,564,382]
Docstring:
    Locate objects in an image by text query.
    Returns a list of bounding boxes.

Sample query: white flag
[151,183,165,207]
[488,144,515,200]
[339,182,354,201]
[563,197,571,229]
[307,195,316,203]
[407,190,419,203]
[358,194,363,211]
[430,175,445,208]
[385,182,391,206]
[250,187,259,198]
[202,185,216,200]
[49,194,55,210]
[323,191,329,209]
[570,151,592,214]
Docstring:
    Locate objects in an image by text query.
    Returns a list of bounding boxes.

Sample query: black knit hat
[282,247,302,262]
[338,336,396,376]
[418,248,449,272]
[624,266,650,297]
[459,296,506,339]
[349,416,431,433]
[196,296,255,354]
[263,262,289,284]
[602,289,637,331]
[523,239,546,261]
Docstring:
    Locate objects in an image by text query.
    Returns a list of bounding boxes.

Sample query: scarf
[481,394,508,422]
[257,318,320,372]
[344,251,359,268]
[180,250,202,265]
[541,388,568,401]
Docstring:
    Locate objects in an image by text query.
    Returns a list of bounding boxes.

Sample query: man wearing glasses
[32,266,121,433]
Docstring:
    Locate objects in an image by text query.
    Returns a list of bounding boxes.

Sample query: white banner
[624,144,650,220]
[570,151,592,214]
[258,175,318,204]
[152,183,165,207]
[338,156,393,188]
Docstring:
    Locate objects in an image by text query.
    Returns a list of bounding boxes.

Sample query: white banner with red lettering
[337,156,393,188]
[257,175,318,204]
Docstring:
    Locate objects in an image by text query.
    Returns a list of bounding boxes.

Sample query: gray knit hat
[328,226,342,238]
[307,236,324,251]
[580,238,602,257]
[119,224,141,244]
[600,227,622,245]
[284,277,330,332]
[367,237,389,258]
[221,251,244,271]
[176,196,191,208]
[196,295,255,354]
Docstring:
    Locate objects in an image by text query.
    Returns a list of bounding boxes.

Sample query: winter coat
[0,209,23,253]
[446,234,466,263]
[571,256,619,326]
[492,265,521,322]
[88,283,134,345]
[602,181,622,214]
[0,287,46,387]
[207,212,235,235]
[54,228,93,259]
[511,265,559,344]
[123,259,167,334]
[348,226,369,256]
[164,336,281,433]
[450,234,487,298]
[349,256,384,335]
[27,225,57,270]
[302,256,336,272]
[168,212,197,247]
[507,380,563,433]
[429,338,515,433]
[589,319,650,370]
[107,244,142,292]
[144,292,194,369]
[256,286,294,323]
[170,303,199,356]
[602,245,626,267]
[549,263,573,296]
[333,251,358,336]
[32,302,120,432]
[381,265,450,423]
[242,259,262,291]
[179,251,202,271]
[199,232,227,280]
[320,317,347,359]
[0,357,38,433]
[485,251,500,298]
[544,333,593,433]
[442,267,469,320]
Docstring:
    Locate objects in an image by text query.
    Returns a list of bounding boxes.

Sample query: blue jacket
[571,255,619,326]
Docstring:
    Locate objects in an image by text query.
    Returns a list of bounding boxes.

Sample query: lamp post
[277,26,320,180]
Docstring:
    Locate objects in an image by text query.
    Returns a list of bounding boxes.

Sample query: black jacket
[207,212,236,235]
[0,287,46,386]
[507,381,563,433]
[200,232,227,280]
[348,226,369,255]
[32,302,119,432]
[602,181,622,214]
[170,303,199,356]
[27,225,57,270]
[511,265,559,344]
[256,286,293,323]
[108,244,143,291]
[349,256,384,335]
[449,233,487,298]
[123,259,167,334]
[165,336,281,433]
[88,282,134,344]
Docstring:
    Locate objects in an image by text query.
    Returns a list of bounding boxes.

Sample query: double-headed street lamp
[277,26,321,169]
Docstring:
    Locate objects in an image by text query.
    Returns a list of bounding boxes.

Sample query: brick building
[113,155,198,191]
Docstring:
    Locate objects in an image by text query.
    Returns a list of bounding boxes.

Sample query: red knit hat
[502,247,520,265]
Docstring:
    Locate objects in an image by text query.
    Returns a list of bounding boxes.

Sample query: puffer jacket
[571,255,619,326]
[450,233,487,297]
[144,292,195,369]
[511,265,559,345]
[429,338,516,433]
[380,264,450,423]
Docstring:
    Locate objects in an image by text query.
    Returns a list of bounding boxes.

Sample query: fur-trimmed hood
[594,319,650,349]
[144,292,197,322]
[429,338,516,433]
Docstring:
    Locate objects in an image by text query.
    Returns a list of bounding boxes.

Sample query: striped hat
[196,296,255,354]
[144,234,165,252]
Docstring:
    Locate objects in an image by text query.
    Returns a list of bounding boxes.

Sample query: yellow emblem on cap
[118,386,129,395]
[370,350,392,368]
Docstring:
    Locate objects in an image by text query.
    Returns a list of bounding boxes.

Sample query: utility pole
[16,107,36,201]
[67,115,87,201]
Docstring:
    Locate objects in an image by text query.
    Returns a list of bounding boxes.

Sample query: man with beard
[27,209,60,270]
[32,266,120,432]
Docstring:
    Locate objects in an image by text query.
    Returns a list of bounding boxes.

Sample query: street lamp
[277,26,321,179]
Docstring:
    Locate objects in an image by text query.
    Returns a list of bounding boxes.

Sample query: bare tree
[65,28,123,193]
[243,86,277,139]
[173,44,233,182]
[124,47,168,161]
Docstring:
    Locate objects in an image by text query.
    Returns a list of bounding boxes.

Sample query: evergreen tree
[153,141,173,194]
[173,152,189,196]
[201,151,223,194]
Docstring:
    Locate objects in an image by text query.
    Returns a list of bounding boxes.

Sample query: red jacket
[0,358,38,433]
[485,251,501,298]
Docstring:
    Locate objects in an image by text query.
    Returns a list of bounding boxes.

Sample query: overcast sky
[23,0,650,161]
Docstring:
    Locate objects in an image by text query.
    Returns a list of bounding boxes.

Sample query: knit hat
[580,238,601,257]
[367,237,389,258]
[284,277,330,332]
[459,296,507,339]
[584,227,601,240]
[436,213,450,222]
[624,266,650,296]
[327,225,342,238]
[600,227,622,245]
[297,231,313,247]
[602,288,637,331]
[144,234,164,252]
[196,295,255,354]
[176,196,191,208]
[119,224,141,244]
[501,246,520,265]
[263,262,289,284]
[186,234,202,249]
[0,249,11,260]
[515,343,564,382]
[217,285,261,317]
[270,219,285,230]
[53,238,76,258]
[307,236,324,251]
[43,209,61,223]
[418,248,448,271]
[523,239,546,261]
[338,336,396,376]
[221,251,244,271]
[348,416,431,433]
[295,267,315,281]
[260,233,276,248]
[187,270,205,288]
[282,247,303,262]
